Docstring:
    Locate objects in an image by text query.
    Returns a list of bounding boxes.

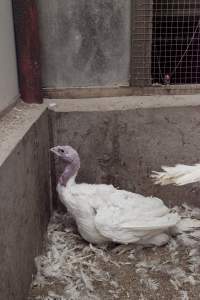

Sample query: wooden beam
[12,0,42,103]
[43,85,200,99]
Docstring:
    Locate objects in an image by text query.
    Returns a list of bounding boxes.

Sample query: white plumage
[51,145,180,246]
[152,164,200,186]
[57,180,179,245]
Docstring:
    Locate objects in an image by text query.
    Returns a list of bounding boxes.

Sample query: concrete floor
[29,205,200,300]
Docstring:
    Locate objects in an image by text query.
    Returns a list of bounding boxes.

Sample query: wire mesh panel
[131,0,200,87]
[131,0,153,86]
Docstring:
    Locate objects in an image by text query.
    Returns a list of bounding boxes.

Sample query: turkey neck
[59,157,80,187]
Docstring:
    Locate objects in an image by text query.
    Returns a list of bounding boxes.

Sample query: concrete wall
[48,95,200,208]
[2,94,200,299]
[37,0,131,88]
[0,103,50,300]
[0,0,18,113]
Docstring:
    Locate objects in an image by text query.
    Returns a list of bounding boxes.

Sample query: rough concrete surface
[0,102,50,300]
[37,0,130,88]
[48,96,200,208]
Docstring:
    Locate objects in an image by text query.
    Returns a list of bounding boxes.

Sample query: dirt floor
[28,205,200,300]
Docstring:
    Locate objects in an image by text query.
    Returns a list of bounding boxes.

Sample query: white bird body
[57,174,179,245]
[50,145,181,246]
[152,164,200,186]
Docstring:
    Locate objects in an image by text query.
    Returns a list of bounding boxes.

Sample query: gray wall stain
[37,0,131,87]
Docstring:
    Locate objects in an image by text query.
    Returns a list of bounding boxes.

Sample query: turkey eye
[59,149,64,153]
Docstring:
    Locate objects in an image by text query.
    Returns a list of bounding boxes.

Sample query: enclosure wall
[49,96,200,208]
[0,0,18,113]
[0,104,50,300]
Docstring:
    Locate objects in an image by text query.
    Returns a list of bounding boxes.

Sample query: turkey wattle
[50,145,180,246]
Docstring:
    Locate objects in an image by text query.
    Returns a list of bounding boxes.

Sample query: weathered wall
[0,103,50,300]
[37,0,131,88]
[49,95,200,208]
[0,0,18,113]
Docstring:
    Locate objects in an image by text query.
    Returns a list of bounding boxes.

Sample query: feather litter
[29,204,200,299]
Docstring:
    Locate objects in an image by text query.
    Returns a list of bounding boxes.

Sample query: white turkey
[50,145,180,246]
[151,163,200,186]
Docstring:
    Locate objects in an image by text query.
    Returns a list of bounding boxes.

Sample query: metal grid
[131,0,200,87]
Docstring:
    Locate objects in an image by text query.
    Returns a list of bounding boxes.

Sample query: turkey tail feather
[151,164,200,186]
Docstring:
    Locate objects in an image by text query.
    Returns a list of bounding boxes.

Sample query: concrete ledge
[42,85,200,99]
[0,101,50,300]
[45,94,200,112]
[0,101,47,164]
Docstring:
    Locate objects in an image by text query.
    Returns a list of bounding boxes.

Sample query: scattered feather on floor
[29,204,200,300]
[179,290,189,300]
[29,213,121,300]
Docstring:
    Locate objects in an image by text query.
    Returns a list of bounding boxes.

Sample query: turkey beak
[50,146,59,156]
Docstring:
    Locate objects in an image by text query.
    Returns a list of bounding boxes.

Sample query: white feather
[171,218,200,235]
[179,290,189,300]
[140,278,159,291]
